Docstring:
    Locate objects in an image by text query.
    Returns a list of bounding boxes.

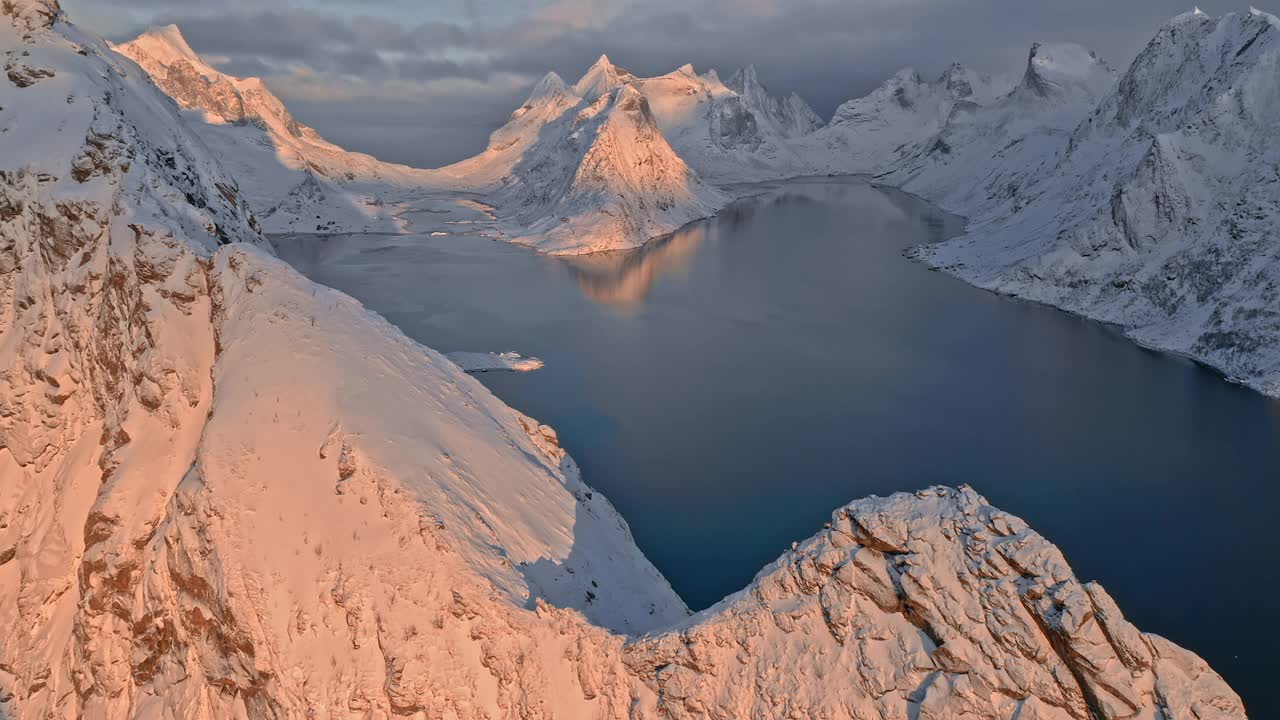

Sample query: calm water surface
[276,178,1278,713]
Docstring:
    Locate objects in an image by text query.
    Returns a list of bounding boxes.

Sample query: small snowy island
[445,351,545,373]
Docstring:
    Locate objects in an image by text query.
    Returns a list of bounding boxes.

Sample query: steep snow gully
[0,0,1263,718]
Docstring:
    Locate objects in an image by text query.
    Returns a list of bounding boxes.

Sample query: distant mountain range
[116,11,1280,396]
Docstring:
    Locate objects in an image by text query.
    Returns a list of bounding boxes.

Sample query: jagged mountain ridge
[439,52,832,251]
[113,25,442,234]
[636,61,826,182]
[919,8,1280,396]
[444,56,730,254]
[792,62,1012,176]
[883,42,1117,211]
[0,1,1249,717]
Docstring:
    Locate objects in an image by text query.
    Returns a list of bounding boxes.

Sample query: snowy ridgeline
[0,1,1251,717]
[111,25,446,236]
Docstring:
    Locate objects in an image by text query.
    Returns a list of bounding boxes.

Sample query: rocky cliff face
[628,486,1243,720]
[724,64,824,140]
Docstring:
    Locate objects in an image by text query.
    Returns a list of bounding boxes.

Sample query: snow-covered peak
[573,53,634,100]
[725,63,760,92]
[1170,6,1210,23]
[526,70,573,104]
[1015,42,1115,101]
[117,24,216,79]
[116,26,323,141]
[935,62,1009,104]
[725,63,824,137]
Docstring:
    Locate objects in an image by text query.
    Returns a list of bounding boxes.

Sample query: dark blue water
[275,178,1279,714]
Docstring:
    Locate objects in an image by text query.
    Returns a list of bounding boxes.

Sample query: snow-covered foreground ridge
[0,1,1249,718]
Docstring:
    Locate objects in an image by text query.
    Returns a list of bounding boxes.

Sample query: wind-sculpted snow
[919,8,1280,396]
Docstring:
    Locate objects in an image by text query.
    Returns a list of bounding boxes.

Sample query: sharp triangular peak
[727,64,763,94]
[573,53,634,100]
[115,23,222,79]
[136,24,199,62]
[527,70,573,103]
[1015,42,1112,100]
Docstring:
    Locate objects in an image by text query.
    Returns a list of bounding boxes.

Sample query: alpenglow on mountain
[0,0,1267,717]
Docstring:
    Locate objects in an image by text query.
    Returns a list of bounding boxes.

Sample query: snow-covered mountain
[919,8,1280,396]
[886,42,1117,210]
[1,2,683,714]
[796,63,1012,176]
[114,25,438,234]
[440,54,835,251]
[0,1,1248,717]
[637,62,824,182]
[445,56,729,254]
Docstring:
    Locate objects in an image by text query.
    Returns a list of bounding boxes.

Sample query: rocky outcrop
[627,486,1243,720]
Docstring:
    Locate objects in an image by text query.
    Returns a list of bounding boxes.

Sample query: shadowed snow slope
[113,25,443,234]
[794,63,1012,176]
[919,9,1280,396]
[0,2,1247,718]
[884,42,1116,212]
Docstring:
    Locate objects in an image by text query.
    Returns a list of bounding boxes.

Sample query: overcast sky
[65,0,1244,168]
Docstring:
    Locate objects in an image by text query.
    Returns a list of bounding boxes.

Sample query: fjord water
[275,178,1278,711]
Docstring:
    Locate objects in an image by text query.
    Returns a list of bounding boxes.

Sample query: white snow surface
[0,3,1257,716]
[446,351,546,373]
